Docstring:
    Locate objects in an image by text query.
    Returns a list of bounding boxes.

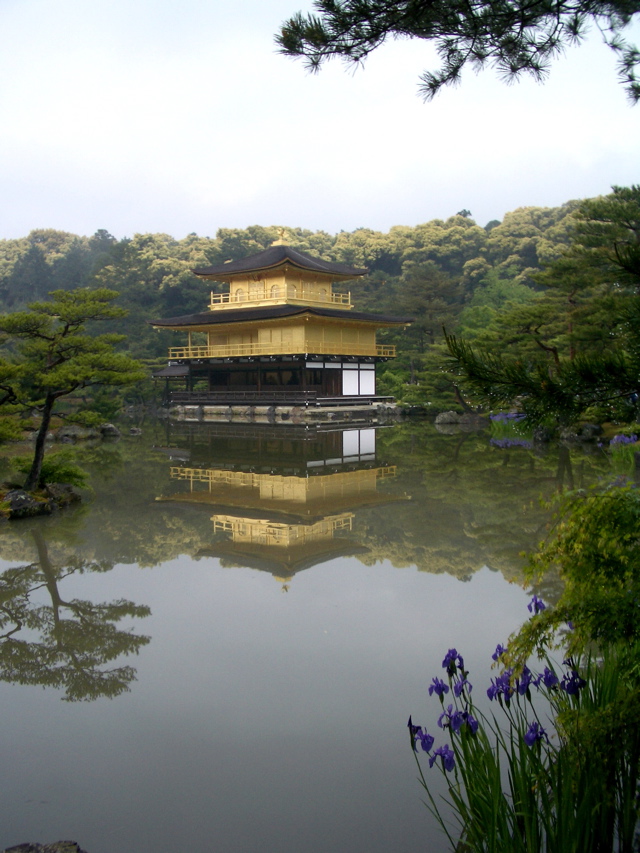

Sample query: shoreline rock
[1,484,82,520]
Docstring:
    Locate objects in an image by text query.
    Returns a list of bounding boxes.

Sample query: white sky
[0,0,638,239]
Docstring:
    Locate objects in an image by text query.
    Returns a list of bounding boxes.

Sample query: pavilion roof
[192,245,367,281]
[151,304,411,328]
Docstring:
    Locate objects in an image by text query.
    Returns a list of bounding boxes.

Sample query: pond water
[0,420,617,853]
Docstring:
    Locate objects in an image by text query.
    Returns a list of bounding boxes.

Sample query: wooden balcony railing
[212,515,354,544]
[169,466,396,486]
[167,341,396,359]
[209,290,352,310]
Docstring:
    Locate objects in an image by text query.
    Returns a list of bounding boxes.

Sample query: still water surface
[0,420,613,852]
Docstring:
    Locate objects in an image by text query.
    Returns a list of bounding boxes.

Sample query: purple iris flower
[487,669,514,703]
[438,705,478,736]
[492,644,507,661]
[407,715,422,751]
[437,704,455,729]
[428,677,450,699]
[610,434,638,445]
[561,670,587,695]
[524,721,547,747]
[417,730,435,753]
[515,666,533,696]
[464,712,479,735]
[534,667,559,689]
[442,648,465,676]
[528,595,546,614]
[429,744,455,772]
[450,710,467,733]
[453,678,472,698]
[455,710,479,735]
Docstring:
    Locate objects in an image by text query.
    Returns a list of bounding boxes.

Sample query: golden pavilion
[151,244,410,407]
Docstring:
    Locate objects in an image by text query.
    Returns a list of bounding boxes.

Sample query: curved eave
[192,245,367,282]
[195,267,360,284]
[150,304,413,331]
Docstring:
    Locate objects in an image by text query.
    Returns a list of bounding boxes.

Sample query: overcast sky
[1,0,638,240]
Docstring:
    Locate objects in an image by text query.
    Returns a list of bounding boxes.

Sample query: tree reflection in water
[0,530,150,701]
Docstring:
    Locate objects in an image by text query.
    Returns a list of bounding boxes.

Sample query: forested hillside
[0,196,607,411]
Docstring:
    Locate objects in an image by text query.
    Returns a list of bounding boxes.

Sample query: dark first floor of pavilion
[154,355,394,407]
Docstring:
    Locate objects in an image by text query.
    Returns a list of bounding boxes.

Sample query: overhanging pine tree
[277,0,640,102]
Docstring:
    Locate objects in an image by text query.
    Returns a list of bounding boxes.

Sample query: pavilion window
[209,371,229,387]
[282,369,300,386]
[229,370,258,387]
[263,371,280,385]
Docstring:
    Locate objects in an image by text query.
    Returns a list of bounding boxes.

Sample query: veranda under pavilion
[151,243,411,410]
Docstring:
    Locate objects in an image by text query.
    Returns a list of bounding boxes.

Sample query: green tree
[401,215,488,280]
[6,244,53,304]
[0,288,145,490]
[510,485,640,662]
[484,203,579,286]
[569,184,640,291]
[457,269,537,339]
[0,229,108,309]
[447,187,640,424]
[399,261,463,351]
[277,0,640,101]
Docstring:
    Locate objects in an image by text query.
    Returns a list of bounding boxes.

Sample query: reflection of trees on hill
[360,424,610,583]
[80,434,214,567]
[0,425,615,591]
[0,530,150,701]
[45,436,210,568]
[0,437,213,570]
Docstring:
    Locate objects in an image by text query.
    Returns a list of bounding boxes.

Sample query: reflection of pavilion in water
[158,424,400,588]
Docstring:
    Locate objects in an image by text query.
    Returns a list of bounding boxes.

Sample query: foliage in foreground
[409,639,640,853]
[510,485,640,662]
[409,483,640,852]
[277,0,640,103]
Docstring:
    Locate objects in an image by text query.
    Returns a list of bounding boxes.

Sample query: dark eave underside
[152,364,190,378]
[192,245,367,279]
[150,304,412,328]
[195,541,370,575]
